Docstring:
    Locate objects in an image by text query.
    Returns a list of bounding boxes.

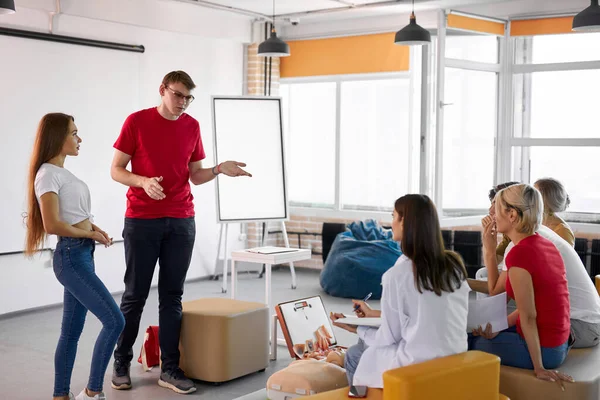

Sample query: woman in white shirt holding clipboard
[331,194,470,388]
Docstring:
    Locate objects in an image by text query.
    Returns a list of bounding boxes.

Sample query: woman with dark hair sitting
[331,194,469,388]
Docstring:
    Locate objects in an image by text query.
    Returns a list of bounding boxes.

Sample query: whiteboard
[0,35,139,254]
[212,97,288,223]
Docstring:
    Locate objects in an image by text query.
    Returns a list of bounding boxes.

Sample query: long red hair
[25,113,74,257]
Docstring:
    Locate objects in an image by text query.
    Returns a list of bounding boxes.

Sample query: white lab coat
[353,255,469,388]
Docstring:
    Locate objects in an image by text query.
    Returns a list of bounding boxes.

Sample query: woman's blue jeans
[468,326,569,369]
[52,237,124,397]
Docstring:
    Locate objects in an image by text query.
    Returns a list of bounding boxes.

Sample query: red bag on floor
[137,325,160,371]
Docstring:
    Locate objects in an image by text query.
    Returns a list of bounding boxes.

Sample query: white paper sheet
[335,317,382,327]
[467,292,508,333]
[246,246,299,254]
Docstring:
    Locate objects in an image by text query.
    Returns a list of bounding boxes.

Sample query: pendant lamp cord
[268,0,274,95]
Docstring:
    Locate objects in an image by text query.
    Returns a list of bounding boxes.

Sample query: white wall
[0,0,252,315]
[10,0,251,41]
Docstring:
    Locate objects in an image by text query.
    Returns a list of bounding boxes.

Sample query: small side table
[230,248,312,359]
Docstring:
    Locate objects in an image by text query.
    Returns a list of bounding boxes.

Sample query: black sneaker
[158,368,196,394]
[111,359,132,390]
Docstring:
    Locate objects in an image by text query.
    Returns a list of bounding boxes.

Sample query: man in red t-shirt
[109,71,250,395]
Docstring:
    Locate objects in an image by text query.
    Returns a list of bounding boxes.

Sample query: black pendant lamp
[0,0,16,15]
[573,0,600,32]
[258,0,290,57]
[394,0,431,45]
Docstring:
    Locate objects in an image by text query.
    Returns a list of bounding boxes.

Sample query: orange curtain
[510,16,575,36]
[447,14,505,36]
[280,33,409,78]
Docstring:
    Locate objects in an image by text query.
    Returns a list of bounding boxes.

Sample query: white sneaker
[75,389,106,400]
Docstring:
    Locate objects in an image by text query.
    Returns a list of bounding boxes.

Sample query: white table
[230,248,312,360]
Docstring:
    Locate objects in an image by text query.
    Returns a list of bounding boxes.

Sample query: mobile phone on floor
[348,385,368,398]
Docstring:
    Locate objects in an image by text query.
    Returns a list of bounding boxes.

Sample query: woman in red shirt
[469,183,573,385]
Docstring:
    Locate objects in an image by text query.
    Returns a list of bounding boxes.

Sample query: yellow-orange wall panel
[280,33,409,78]
[510,16,575,36]
[447,14,505,35]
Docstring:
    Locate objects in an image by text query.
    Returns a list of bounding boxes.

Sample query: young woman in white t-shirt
[330,194,470,388]
[25,113,124,400]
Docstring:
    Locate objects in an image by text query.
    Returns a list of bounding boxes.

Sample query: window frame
[500,26,600,222]
[434,10,504,217]
[281,66,420,214]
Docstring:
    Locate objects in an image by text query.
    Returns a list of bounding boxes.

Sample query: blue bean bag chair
[320,219,402,300]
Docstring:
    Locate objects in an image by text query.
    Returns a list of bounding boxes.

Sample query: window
[514,32,600,64]
[513,70,600,138]
[339,79,413,211]
[512,146,600,215]
[279,25,600,220]
[281,74,418,212]
[510,32,600,217]
[280,82,336,207]
[438,29,500,214]
[442,68,498,210]
[446,33,499,63]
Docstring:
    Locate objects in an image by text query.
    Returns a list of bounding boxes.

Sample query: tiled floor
[0,268,375,400]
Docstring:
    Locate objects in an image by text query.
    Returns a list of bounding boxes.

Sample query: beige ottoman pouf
[266,359,348,399]
[499,345,600,400]
[179,298,269,383]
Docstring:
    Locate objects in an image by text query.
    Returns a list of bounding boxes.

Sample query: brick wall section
[248,215,385,270]
[247,214,600,271]
[246,43,280,96]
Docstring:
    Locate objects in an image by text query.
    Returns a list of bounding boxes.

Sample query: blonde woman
[469,184,572,385]
[534,178,575,246]
[474,181,600,348]
[26,113,124,400]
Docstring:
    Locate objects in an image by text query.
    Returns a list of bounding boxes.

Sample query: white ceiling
[191,0,405,17]
[177,0,588,22]
[179,0,482,18]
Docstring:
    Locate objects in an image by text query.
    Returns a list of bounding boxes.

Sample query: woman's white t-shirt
[34,163,93,225]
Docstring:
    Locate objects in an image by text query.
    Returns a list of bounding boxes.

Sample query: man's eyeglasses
[165,86,195,104]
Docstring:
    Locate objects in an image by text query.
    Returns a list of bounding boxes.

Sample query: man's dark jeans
[114,217,195,372]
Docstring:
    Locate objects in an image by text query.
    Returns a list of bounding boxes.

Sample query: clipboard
[275,296,345,359]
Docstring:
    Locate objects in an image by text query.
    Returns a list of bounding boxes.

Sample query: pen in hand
[354,292,373,313]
